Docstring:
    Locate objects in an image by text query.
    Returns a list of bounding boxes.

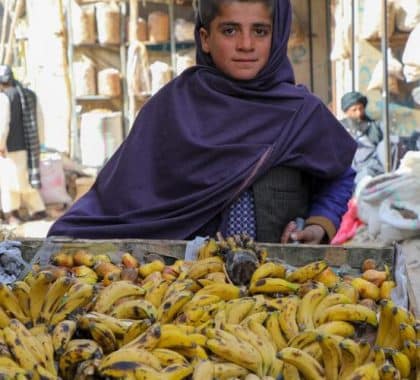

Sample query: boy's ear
[199,27,210,53]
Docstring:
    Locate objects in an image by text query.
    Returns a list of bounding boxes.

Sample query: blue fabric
[226,190,256,239]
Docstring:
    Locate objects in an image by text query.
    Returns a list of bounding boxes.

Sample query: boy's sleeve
[306,167,356,242]
[0,93,10,151]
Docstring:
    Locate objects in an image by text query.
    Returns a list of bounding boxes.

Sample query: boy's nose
[237,32,254,50]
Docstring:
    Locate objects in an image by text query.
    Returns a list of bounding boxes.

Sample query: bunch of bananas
[0,235,417,379]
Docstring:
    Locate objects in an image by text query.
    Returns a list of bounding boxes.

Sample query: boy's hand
[280,221,325,244]
[0,147,6,157]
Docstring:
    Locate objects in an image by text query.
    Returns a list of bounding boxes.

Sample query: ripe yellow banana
[195,282,243,301]
[250,261,287,284]
[296,285,328,331]
[277,347,325,380]
[99,360,160,379]
[268,358,284,378]
[197,238,220,260]
[72,265,98,284]
[375,299,394,347]
[0,306,11,329]
[49,282,95,327]
[88,321,118,353]
[157,290,194,324]
[317,333,342,380]
[378,362,402,380]
[163,279,198,302]
[316,321,355,338]
[282,362,301,380]
[249,277,299,295]
[0,363,29,378]
[265,311,288,350]
[318,303,378,327]
[286,260,328,283]
[52,319,77,356]
[278,296,300,341]
[351,277,380,301]
[93,280,145,314]
[224,297,255,324]
[123,319,153,346]
[157,324,196,349]
[102,347,161,371]
[339,338,362,379]
[163,363,193,380]
[402,339,416,366]
[213,362,249,379]
[312,292,353,327]
[176,345,208,361]
[27,271,56,325]
[0,283,31,325]
[79,312,132,340]
[390,349,411,378]
[10,281,31,319]
[39,276,74,324]
[145,279,170,308]
[399,322,416,342]
[111,298,157,321]
[152,348,188,366]
[333,281,359,304]
[34,327,56,376]
[192,360,214,380]
[59,339,103,380]
[123,322,161,351]
[288,330,319,350]
[186,256,224,280]
[359,339,373,364]
[345,362,379,380]
[139,260,165,278]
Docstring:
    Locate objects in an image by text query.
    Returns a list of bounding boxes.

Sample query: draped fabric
[48,0,356,239]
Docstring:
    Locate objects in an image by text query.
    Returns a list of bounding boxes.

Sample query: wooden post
[4,0,24,65]
[127,0,139,129]
[0,0,11,63]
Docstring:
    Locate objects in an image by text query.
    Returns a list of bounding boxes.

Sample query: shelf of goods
[3,234,419,380]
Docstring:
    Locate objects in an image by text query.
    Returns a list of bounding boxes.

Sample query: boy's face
[199,1,273,81]
[345,103,366,122]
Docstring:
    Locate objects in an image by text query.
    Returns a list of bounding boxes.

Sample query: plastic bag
[39,154,72,205]
[395,0,420,32]
[361,0,395,40]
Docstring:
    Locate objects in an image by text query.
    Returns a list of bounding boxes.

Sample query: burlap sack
[96,2,121,44]
[73,56,96,96]
[72,2,96,45]
[361,0,396,40]
[395,0,420,32]
[97,68,121,97]
[148,11,169,43]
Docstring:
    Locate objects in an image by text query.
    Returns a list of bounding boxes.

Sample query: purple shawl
[48,0,356,239]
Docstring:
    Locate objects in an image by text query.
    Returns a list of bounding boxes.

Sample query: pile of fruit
[0,235,417,380]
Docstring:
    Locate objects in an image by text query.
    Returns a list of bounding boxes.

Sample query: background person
[0,65,46,224]
[48,0,356,244]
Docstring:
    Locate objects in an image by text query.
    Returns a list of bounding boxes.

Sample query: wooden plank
[18,237,395,275]
[401,239,420,318]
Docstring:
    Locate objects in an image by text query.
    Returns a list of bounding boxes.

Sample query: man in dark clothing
[0,65,46,224]
[340,91,384,184]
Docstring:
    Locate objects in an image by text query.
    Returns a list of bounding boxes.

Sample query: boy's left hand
[280,222,325,244]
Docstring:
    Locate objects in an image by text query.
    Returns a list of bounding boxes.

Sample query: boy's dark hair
[197,0,275,30]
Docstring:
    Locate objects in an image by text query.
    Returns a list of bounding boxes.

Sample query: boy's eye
[254,27,270,37]
[222,26,236,36]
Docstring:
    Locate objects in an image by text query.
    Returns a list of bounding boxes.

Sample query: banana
[268,358,284,378]
[390,350,411,378]
[152,348,188,366]
[176,345,208,360]
[375,299,394,347]
[288,330,319,350]
[339,338,362,379]
[59,339,103,380]
[402,339,416,366]
[11,281,31,319]
[241,310,269,326]
[0,306,11,328]
[378,362,401,380]
[316,321,355,337]
[346,362,379,380]
[157,290,194,324]
[139,260,165,278]
[93,280,145,314]
[195,283,243,301]
[0,329,12,357]
[157,324,196,349]
[122,319,153,346]
[73,249,95,267]
[286,260,328,283]
[192,360,214,380]
[186,256,225,280]
[225,297,255,324]
[265,311,288,350]
[318,303,378,326]
[380,280,396,300]
[101,347,161,371]
[399,322,416,342]
[52,319,77,355]
[163,363,193,380]
[205,271,226,283]
[39,276,74,324]
[205,329,262,374]
[34,327,56,375]
[313,292,353,327]
[296,285,328,331]
[88,321,118,353]
[49,282,95,327]
[359,339,373,364]
[250,261,287,284]
[351,277,380,301]
[197,238,220,260]
[282,362,301,380]
[317,333,342,380]
[145,279,170,308]
[213,362,249,379]
[72,265,98,284]
[223,323,270,376]
[27,271,56,325]
[0,283,31,325]
[121,252,139,268]
[277,347,325,380]
[373,346,387,368]
[249,277,299,295]
[123,322,161,351]
[184,294,221,312]
[99,360,160,379]
[0,356,23,368]
[334,281,359,304]
[278,296,300,341]
[313,267,340,289]
[111,299,157,321]
[0,364,29,379]
[79,312,132,340]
